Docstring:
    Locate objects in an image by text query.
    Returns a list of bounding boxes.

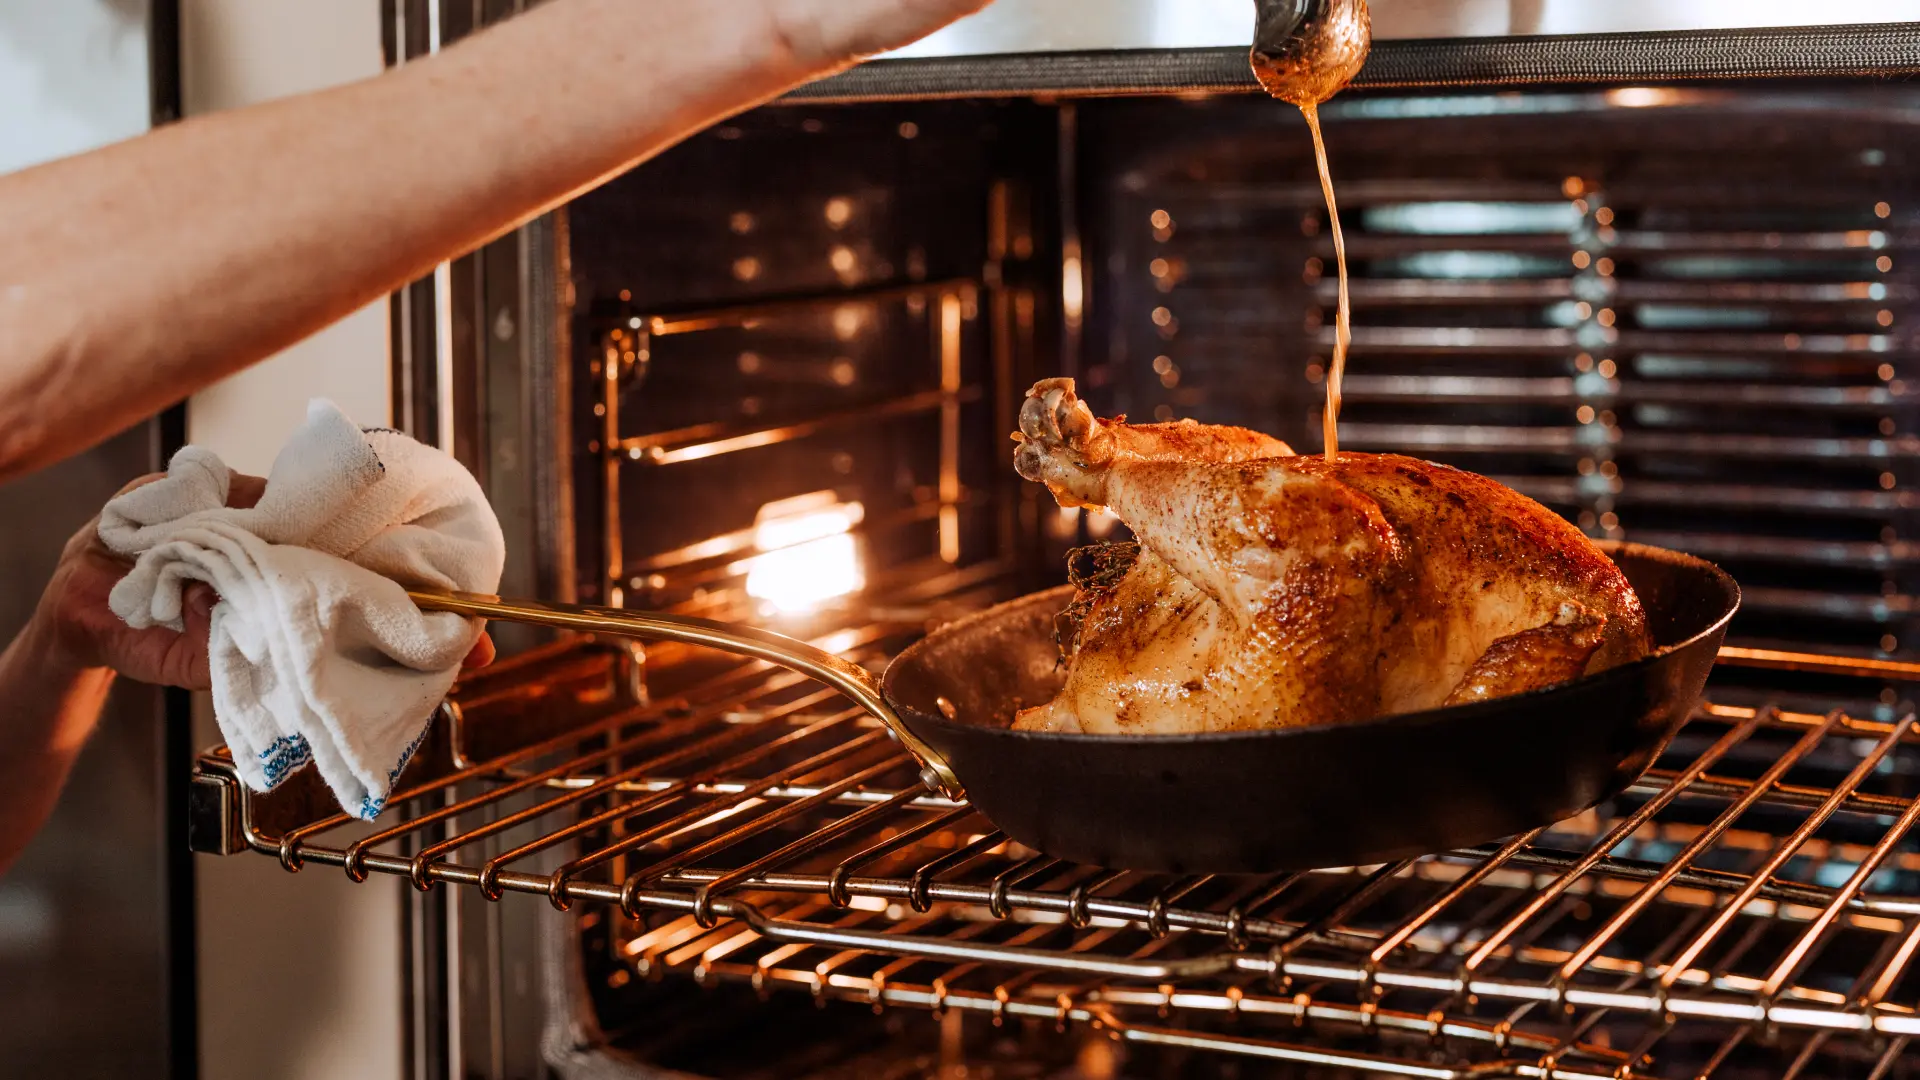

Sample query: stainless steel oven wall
[0,3,178,1077]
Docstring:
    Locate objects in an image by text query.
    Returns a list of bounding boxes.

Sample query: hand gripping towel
[98,399,505,819]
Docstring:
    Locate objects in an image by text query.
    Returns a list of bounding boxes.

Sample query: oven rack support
[188,629,1920,1076]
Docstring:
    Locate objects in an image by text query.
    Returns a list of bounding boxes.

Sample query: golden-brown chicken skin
[1010,378,1650,734]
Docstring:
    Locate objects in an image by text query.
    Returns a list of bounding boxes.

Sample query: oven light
[1062,243,1085,329]
[832,305,866,341]
[1606,87,1678,109]
[745,492,866,614]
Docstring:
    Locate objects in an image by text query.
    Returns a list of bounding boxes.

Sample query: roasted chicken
[1010,378,1650,734]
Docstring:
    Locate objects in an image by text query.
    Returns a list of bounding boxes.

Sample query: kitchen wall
[182,0,391,468]
[178,4,404,1080]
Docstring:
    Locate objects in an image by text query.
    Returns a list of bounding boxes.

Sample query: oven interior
[189,85,1920,1079]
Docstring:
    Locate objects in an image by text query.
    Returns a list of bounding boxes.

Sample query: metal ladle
[1250,0,1372,105]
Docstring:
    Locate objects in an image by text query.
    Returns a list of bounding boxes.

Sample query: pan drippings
[1301,103,1351,461]
[1249,0,1371,461]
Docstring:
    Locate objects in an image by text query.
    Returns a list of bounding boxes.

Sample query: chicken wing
[1011,379,1650,734]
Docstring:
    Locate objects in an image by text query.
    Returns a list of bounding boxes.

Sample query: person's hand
[760,0,993,69]
[32,471,496,689]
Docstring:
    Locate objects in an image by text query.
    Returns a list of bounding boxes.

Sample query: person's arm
[0,0,988,483]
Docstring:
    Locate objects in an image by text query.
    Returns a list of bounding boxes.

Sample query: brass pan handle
[409,589,964,800]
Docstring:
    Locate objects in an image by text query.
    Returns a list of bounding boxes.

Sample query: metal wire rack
[189,581,1920,1079]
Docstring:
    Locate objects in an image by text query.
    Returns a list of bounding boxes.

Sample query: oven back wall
[178,4,403,1080]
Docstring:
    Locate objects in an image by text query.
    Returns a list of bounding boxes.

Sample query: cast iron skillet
[414,540,1738,875]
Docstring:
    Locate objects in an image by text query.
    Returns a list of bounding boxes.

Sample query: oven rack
[622,898,1646,1080]
[189,614,1920,1078]
[606,901,1914,1080]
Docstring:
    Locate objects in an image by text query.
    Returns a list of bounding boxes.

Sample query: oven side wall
[178,5,405,1080]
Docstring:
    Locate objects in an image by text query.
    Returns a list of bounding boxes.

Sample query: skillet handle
[408,589,965,800]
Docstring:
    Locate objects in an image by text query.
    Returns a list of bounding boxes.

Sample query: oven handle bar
[407,589,966,800]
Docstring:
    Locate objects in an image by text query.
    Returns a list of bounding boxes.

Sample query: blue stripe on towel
[258,734,312,788]
[354,724,434,821]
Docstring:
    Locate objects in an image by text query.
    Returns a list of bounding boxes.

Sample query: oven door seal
[781,21,1920,103]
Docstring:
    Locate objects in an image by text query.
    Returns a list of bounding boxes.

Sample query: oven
[188,5,1920,1077]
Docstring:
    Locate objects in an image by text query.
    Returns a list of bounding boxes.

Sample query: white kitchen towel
[98,399,505,820]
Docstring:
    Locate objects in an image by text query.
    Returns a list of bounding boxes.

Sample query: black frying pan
[415,540,1738,875]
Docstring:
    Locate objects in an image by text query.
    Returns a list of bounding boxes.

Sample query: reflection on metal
[614,387,975,467]
[1363,201,1584,235]
[938,292,964,564]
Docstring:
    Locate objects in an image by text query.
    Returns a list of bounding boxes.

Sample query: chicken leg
[1015,377,1292,507]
